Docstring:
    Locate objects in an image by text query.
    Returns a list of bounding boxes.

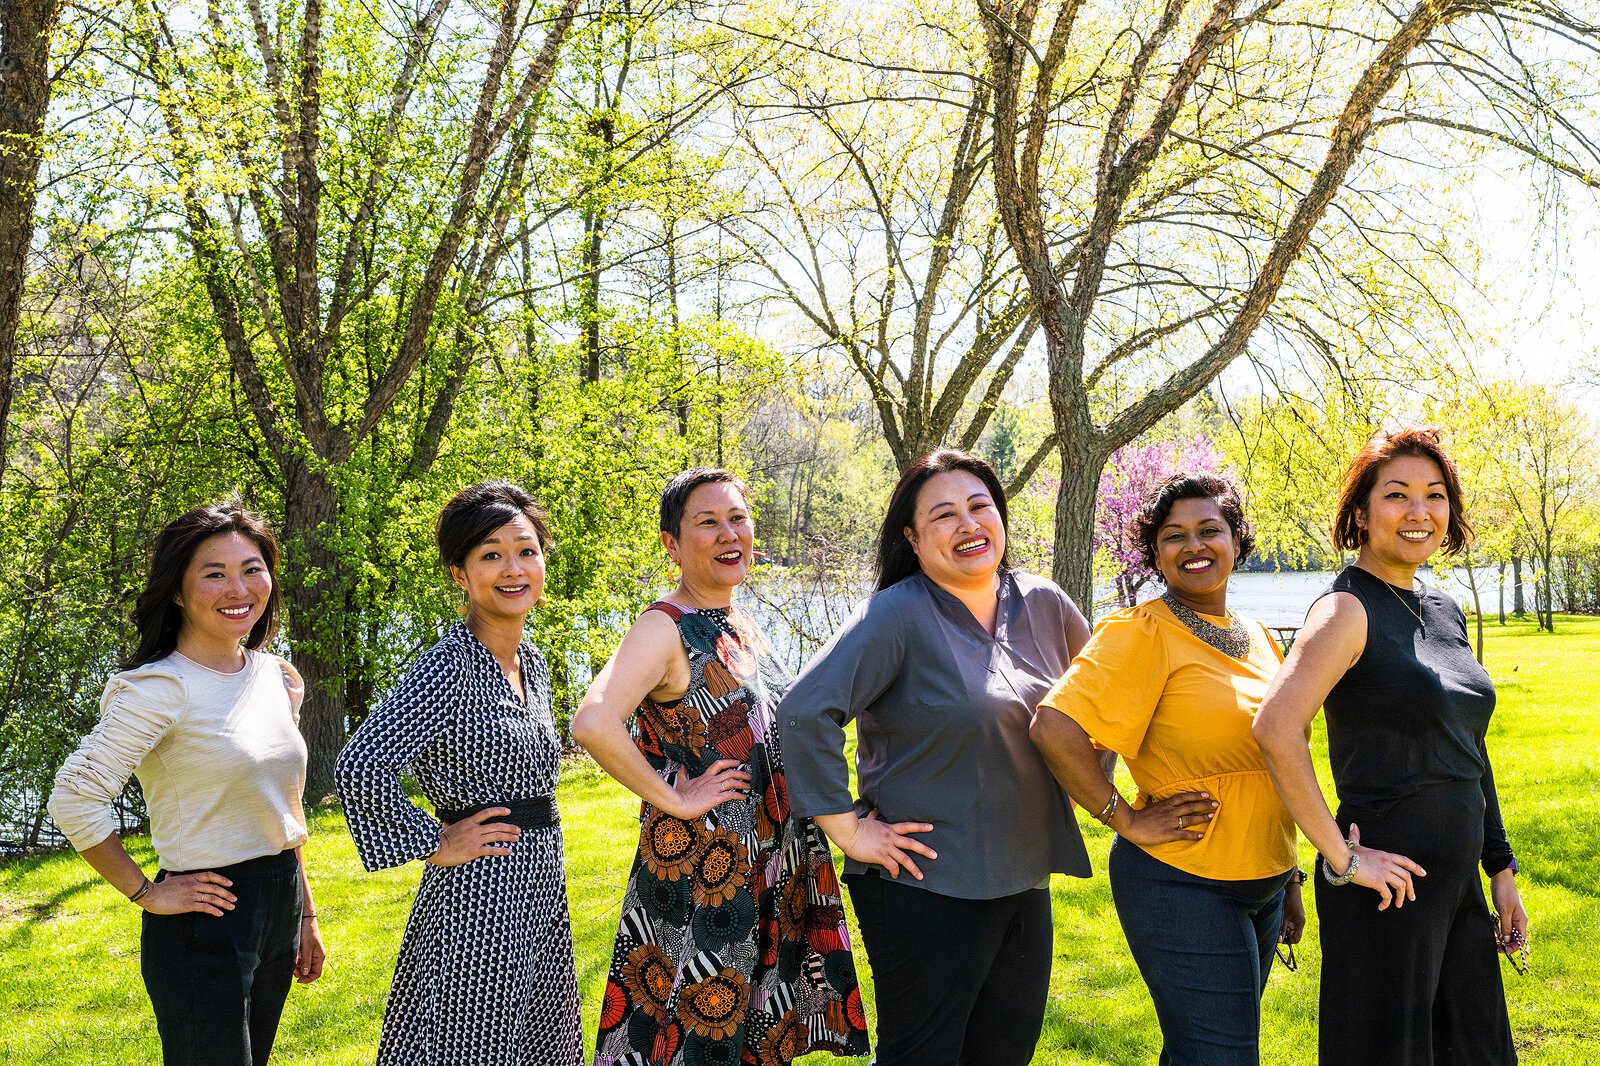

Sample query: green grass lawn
[4,615,1598,1064]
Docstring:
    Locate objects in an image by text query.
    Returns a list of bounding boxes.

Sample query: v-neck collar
[453,621,530,707]
[918,570,1012,643]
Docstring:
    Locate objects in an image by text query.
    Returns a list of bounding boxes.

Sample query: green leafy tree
[978,0,1600,609]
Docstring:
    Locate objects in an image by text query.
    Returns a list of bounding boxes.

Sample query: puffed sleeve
[334,643,457,871]
[1037,608,1169,757]
[776,594,908,818]
[48,671,185,852]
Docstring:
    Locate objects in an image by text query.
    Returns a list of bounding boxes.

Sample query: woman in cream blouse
[49,502,322,1065]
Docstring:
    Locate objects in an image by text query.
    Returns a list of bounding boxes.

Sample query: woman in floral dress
[572,468,868,1066]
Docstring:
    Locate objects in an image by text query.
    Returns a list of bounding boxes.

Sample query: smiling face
[174,531,275,652]
[1356,454,1451,580]
[662,481,755,598]
[905,469,1007,592]
[1155,496,1240,614]
[450,513,547,625]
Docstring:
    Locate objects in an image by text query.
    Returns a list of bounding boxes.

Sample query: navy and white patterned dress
[335,621,583,1065]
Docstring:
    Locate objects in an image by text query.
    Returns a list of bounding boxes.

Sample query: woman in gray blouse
[776,447,1093,1066]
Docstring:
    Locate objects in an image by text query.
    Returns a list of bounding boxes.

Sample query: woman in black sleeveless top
[1254,428,1526,1065]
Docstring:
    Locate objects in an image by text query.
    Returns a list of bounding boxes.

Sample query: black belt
[437,796,559,830]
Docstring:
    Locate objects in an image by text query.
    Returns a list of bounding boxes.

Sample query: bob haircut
[875,448,1010,592]
[1331,427,1472,554]
[436,481,551,572]
[659,468,750,537]
[1132,472,1256,578]
[124,501,282,669]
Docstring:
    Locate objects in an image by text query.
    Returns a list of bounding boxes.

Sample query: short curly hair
[1132,472,1255,579]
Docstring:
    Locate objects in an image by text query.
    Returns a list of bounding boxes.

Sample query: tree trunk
[282,463,344,803]
[1540,548,1555,633]
[1497,560,1505,625]
[1463,549,1484,663]
[1512,555,1524,616]
[1049,428,1108,615]
[0,0,62,482]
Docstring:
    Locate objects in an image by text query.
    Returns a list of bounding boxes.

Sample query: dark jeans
[141,849,302,1066]
[844,871,1052,1066]
[1109,836,1289,1066]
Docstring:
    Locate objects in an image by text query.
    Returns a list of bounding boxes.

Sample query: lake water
[740,565,1508,672]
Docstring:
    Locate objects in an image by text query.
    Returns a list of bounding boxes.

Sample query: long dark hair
[875,448,1011,592]
[123,501,283,669]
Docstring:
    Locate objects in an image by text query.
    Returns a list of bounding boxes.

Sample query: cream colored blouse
[49,650,308,871]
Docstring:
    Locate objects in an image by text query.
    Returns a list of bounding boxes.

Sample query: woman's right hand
[429,807,522,867]
[1341,823,1426,910]
[834,810,937,881]
[668,759,752,820]
[1117,790,1216,846]
[139,871,238,916]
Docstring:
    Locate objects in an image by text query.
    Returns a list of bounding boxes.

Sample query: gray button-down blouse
[776,569,1093,900]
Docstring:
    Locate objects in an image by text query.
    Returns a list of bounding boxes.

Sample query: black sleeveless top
[1319,566,1514,874]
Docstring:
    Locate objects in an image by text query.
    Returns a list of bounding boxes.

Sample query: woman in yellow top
[1031,472,1304,1065]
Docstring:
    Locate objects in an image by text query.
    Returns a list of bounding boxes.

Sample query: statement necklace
[1162,594,1252,659]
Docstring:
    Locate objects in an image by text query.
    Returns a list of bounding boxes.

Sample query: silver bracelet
[1322,849,1361,886]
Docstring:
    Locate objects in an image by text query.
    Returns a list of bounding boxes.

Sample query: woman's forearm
[1029,709,1122,813]
[78,833,152,898]
[1255,725,1347,868]
[572,712,694,817]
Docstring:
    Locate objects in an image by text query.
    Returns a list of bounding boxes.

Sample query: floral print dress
[593,602,869,1066]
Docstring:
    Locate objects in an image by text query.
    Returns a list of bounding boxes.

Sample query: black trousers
[845,871,1053,1066]
[1318,780,1516,1065]
[141,849,303,1066]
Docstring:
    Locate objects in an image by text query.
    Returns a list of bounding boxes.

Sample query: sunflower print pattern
[594,603,869,1066]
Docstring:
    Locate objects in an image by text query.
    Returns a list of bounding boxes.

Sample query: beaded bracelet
[1322,850,1361,886]
[1094,790,1120,823]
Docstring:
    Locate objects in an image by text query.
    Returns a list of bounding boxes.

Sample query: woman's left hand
[295,917,326,983]
[1490,869,1530,962]
[1281,878,1307,946]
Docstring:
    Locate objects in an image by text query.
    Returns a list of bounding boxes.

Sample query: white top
[48,650,309,871]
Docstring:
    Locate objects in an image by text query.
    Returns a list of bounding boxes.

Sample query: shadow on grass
[0,837,159,952]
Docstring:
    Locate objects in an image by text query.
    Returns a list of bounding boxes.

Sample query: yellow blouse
[1038,599,1296,881]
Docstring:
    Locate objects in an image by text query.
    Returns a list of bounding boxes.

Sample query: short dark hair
[659,468,749,536]
[1331,427,1472,553]
[436,481,551,571]
[124,501,282,669]
[875,448,1010,592]
[1132,472,1256,578]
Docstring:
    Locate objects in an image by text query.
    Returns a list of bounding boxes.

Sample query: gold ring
[1177,815,1186,829]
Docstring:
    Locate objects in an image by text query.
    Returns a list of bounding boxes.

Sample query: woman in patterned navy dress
[335,481,582,1065]
[572,468,869,1066]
